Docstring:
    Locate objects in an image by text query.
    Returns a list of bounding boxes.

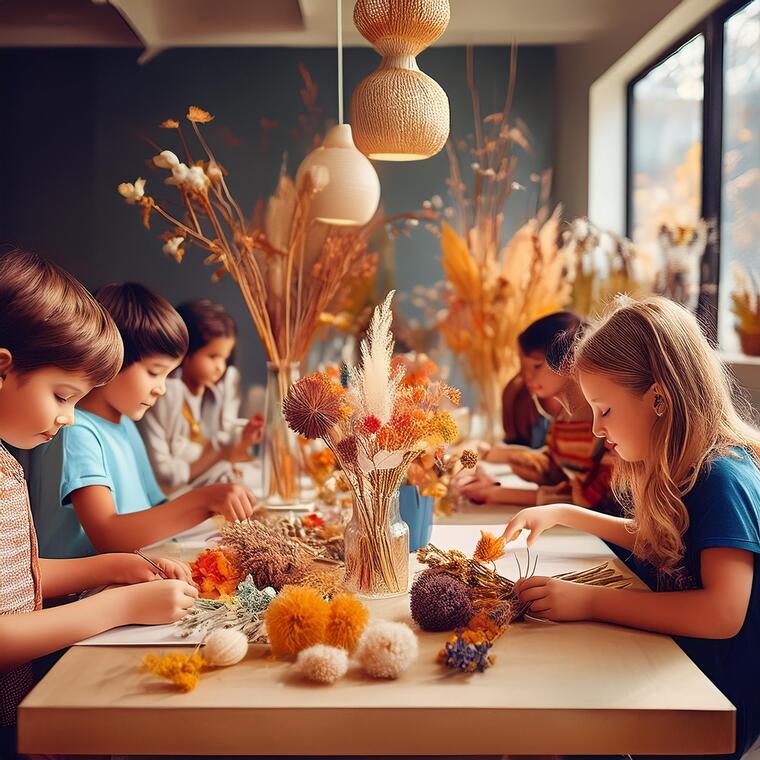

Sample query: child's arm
[70,482,256,553]
[503,503,635,550]
[38,554,192,598]
[516,547,754,639]
[0,580,198,669]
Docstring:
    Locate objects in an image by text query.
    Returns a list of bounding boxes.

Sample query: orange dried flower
[190,548,241,598]
[160,118,180,128]
[459,449,478,469]
[283,373,342,440]
[186,105,214,123]
[473,531,506,563]
[466,611,504,641]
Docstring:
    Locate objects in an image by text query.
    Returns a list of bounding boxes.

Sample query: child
[35,283,257,559]
[0,251,198,755]
[138,299,263,495]
[463,312,615,510]
[504,295,760,759]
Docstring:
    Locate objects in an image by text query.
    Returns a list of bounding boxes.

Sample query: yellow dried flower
[459,449,478,469]
[142,652,208,692]
[473,531,506,563]
[160,118,180,128]
[187,106,214,123]
[432,410,458,444]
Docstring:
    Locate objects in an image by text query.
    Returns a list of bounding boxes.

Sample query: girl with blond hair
[503,295,760,759]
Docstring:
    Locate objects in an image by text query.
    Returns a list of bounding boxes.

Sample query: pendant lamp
[295,0,380,226]
[351,0,450,161]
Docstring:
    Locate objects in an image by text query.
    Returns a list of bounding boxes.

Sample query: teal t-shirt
[34,409,166,558]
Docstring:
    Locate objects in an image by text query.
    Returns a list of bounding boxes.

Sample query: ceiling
[0,0,681,59]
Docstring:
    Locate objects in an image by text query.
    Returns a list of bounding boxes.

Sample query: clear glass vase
[262,361,302,506]
[343,483,409,598]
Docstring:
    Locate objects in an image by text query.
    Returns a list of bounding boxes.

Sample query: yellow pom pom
[265,585,330,657]
[324,593,369,652]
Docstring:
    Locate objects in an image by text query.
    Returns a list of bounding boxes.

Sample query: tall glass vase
[262,361,302,506]
[343,480,409,598]
[471,373,504,445]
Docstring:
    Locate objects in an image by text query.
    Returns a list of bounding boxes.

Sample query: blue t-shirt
[34,409,166,559]
[609,448,760,759]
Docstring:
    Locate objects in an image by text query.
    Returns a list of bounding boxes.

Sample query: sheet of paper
[74,622,202,646]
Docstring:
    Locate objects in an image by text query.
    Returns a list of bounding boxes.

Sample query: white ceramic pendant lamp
[295,0,380,226]
[351,0,450,161]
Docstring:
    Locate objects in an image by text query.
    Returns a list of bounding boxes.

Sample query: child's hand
[109,553,194,585]
[112,579,198,625]
[502,505,567,546]
[453,467,498,504]
[201,482,257,522]
[514,576,594,622]
[242,413,264,446]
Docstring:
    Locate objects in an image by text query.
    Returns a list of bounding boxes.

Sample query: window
[719,0,760,352]
[627,0,760,353]
[629,35,704,262]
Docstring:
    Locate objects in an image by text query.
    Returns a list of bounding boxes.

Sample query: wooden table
[18,512,735,757]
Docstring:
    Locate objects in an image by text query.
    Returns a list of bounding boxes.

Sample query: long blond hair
[574,295,760,571]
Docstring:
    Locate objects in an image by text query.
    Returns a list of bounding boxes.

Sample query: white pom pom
[203,628,249,667]
[296,644,349,684]
[356,621,418,679]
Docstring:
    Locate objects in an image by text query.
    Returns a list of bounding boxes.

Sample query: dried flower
[439,631,493,673]
[162,236,185,263]
[207,160,223,181]
[473,531,506,563]
[219,520,311,590]
[459,449,478,469]
[324,593,369,652]
[142,652,208,692]
[187,105,214,123]
[283,373,342,440]
[335,435,358,465]
[265,585,330,657]
[361,414,382,435]
[190,548,242,598]
[410,569,473,632]
[160,119,180,129]
[153,150,180,169]
[117,178,146,204]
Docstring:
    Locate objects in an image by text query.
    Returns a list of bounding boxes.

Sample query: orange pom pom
[325,593,370,652]
[265,585,330,656]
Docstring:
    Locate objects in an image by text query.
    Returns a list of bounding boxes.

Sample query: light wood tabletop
[18,514,735,757]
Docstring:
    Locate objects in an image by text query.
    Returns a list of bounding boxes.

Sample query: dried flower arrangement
[412,531,630,672]
[562,218,656,317]
[283,292,462,597]
[731,263,760,356]
[270,512,345,563]
[422,49,573,442]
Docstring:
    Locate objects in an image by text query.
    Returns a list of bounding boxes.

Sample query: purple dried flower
[410,569,473,632]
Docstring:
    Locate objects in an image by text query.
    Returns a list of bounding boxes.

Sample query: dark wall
[0,45,555,387]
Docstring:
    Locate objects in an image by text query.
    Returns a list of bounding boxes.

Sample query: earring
[654,393,665,417]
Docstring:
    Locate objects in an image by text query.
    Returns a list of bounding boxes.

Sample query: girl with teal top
[504,295,760,759]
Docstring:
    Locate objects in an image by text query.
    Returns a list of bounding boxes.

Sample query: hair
[518,312,585,374]
[175,299,237,357]
[95,283,188,368]
[0,249,123,385]
[573,295,760,572]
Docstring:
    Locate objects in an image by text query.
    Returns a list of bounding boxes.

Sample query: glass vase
[343,481,409,598]
[262,361,302,506]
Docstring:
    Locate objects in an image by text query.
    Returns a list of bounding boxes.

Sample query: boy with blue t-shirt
[34,283,257,559]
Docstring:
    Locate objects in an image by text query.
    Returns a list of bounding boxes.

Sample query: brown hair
[95,283,188,368]
[0,249,123,385]
[175,299,237,357]
[574,295,760,572]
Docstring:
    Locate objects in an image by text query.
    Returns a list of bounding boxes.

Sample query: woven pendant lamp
[295,0,380,226]
[351,0,450,161]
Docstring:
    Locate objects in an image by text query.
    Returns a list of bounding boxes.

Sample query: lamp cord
[337,0,344,124]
